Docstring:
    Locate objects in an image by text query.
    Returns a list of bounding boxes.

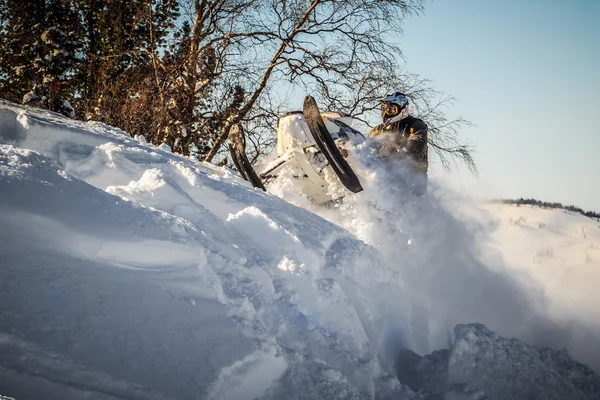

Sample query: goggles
[381,102,402,118]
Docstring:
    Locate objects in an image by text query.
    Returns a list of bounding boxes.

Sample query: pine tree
[38,0,84,117]
[72,0,103,116]
[0,0,83,117]
[0,0,46,104]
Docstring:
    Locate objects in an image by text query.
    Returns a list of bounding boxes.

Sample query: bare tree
[195,0,474,170]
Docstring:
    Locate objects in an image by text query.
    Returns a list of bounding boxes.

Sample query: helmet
[380,91,409,122]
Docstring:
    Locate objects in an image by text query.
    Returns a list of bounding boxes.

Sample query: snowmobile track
[303,96,363,193]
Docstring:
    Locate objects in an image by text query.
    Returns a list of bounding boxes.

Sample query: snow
[481,203,600,368]
[0,100,599,399]
[446,324,599,399]
[0,147,260,399]
[486,204,600,313]
[396,324,599,399]
[0,101,390,399]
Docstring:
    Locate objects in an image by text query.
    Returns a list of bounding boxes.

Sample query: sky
[399,0,599,211]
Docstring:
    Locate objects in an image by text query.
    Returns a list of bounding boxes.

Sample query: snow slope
[0,100,598,399]
[483,203,600,367]
[268,139,600,369]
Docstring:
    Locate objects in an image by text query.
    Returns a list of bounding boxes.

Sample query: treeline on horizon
[493,198,600,221]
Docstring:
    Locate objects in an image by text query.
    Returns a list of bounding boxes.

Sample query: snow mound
[0,101,407,398]
[396,323,600,400]
[0,100,599,399]
[483,203,600,368]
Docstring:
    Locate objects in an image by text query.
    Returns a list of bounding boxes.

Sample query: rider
[369,91,428,196]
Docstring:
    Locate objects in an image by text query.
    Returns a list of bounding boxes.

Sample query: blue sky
[399,0,599,210]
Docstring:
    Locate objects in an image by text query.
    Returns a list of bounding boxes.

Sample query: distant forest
[493,198,600,221]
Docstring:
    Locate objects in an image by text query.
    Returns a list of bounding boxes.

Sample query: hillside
[0,100,598,399]
[484,203,600,364]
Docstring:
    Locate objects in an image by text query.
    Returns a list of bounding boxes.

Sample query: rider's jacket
[369,115,428,174]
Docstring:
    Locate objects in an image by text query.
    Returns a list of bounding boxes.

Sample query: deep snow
[0,100,599,399]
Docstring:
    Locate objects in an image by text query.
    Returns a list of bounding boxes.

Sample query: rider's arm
[404,119,428,158]
[368,123,384,138]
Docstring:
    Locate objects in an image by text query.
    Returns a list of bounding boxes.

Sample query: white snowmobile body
[260,111,366,204]
[230,96,426,201]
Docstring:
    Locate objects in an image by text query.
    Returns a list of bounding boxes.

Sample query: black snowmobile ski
[303,96,363,193]
[228,123,266,191]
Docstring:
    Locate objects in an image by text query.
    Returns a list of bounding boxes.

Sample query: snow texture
[396,323,599,400]
[0,100,599,399]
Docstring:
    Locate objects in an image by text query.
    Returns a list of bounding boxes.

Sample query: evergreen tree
[0,0,46,104]
[0,0,83,117]
[38,0,83,117]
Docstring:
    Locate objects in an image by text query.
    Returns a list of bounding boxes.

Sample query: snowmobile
[229,96,366,204]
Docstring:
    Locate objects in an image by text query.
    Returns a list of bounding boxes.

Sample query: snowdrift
[0,100,598,399]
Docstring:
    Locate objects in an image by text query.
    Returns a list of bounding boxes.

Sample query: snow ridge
[0,100,599,399]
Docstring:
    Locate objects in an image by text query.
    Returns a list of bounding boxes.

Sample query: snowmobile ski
[303,96,363,193]
[228,123,266,191]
